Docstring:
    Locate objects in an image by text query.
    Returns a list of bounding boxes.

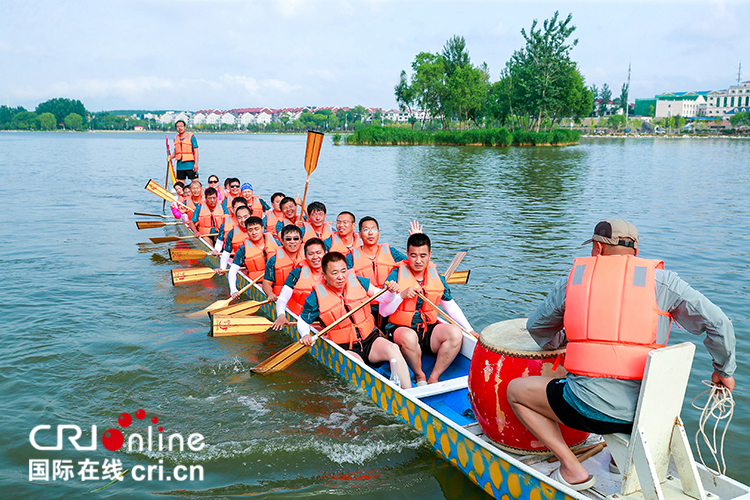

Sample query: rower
[272,237,327,330]
[170,181,189,223]
[380,233,475,385]
[220,177,233,200]
[262,225,305,301]
[220,178,241,212]
[297,252,412,389]
[240,183,270,220]
[207,175,222,202]
[265,192,286,238]
[217,204,253,269]
[184,180,205,212]
[302,201,334,242]
[324,211,359,255]
[188,186,223,241]
[227,215,279,296]
[274,196,305,236]
[212,196,248,256]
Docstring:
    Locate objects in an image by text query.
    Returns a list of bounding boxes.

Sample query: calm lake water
[1,132,747,499]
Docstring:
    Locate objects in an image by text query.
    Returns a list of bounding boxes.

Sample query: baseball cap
[582,219,639,248]
[240,183,253,192]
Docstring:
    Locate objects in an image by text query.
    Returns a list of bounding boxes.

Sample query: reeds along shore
[345,126,581,146]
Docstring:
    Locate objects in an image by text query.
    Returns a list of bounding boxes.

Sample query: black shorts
[546,378,633,435]
[339,328,385,368]
[176,169,198,180]
[417,323,439,356]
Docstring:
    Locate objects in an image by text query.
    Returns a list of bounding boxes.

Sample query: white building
[205,111,222,125]
[706,81,750,118]
[159,112,176,125]
[173,112,190,125]
[654,92,706,119]
[192,113,206,126]
[221,112,237,126]
[256,108,273,126]
[239,112,257,127]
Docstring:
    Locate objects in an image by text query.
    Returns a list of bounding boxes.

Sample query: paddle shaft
[299,173,311,219]
[309,288,388,344]
[135,212,171,218]
[443,251,467,280]
[415,291,477,338]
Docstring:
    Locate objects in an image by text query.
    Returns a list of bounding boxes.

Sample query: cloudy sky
[2,0,748,112]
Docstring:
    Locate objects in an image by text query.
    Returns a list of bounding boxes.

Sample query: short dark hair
[307,201,326,214]
[174,181,185,189]
[271,192,285,203]
[322,251,347,272]
[280,196,297,209]
[175,119,186,127]
[230,177,241,186]
[232,196,248,208]
[223,178,232,187]
[280,224,303,239]
[235,205,252,218]
[205,187,217,197]
[358,216,379,231]
[304,237,326,254]
[407,233,431,252]
[208,175,219,183]
[244,215,263,228]
[338,211,355,223]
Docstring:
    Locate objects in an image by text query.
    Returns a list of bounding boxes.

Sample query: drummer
[506,218,736,490]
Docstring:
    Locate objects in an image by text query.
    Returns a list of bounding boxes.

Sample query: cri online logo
[30,409,204,453]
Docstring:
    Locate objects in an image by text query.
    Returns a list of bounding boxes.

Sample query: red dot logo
[102,429,124,451]
[135,409,146,420]
[118,413,132,427]
[151,416,159,424]
[158,426,164,432]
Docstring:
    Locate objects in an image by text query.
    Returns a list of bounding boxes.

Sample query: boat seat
[604,342,708,500]
[405,375,469,398]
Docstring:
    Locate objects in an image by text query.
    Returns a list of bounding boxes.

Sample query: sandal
[549,468,596,491]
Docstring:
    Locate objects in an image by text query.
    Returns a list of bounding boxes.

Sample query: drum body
[468,318,589,454]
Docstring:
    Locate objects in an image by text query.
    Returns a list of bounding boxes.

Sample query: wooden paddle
[150,233,217,244]
[443,269,470,285]
[415,291,478,338]
[135,212,172,219]
[210,315,274,337]
[136,220,182,230]
[169,248,210,261]
[251,288,387,374]
[443,251,467,279]
[185,279,259,318]
[171,267,220,286]
[298,131,324,219]
[209,298,273,317]
[145,179,194,213]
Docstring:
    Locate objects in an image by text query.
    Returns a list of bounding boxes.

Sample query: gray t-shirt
[527,267,736,422]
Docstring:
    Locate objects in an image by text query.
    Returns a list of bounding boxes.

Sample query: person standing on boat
[324,211,359,255]
[302,202,334,242]
[188,186,223,240]
[227,215,279,294]
[379,233,475,386]
[297,252,412,389]
[507,219,736,491]
[262,225,305,301]
[272,238,327,330]
[170,120,199,181]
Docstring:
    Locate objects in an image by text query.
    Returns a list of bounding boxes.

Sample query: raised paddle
[298,131,324,219]
[136,220,182,230]
[171,267,221,286]
[209,298,273,317]
[150,233,217,244]
[164,134,176,211]
[135,212,172,219]
[443,251,467,279]
[169,248,210,261]
[251,288,387,375]
[415,291,479,339]
[185,278,260,318]
[145,179,194,213]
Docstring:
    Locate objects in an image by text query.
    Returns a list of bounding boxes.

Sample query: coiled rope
[690,380,734,475]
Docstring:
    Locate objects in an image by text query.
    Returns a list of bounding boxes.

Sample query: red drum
[468,318,589,454]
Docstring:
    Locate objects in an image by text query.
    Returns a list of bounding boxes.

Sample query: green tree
[12,111,39,130]
[614,82,629,115]
[677,116,686,129]
[0,106,27,129]
[599,83,612,116]
[351,105,370,123]
[394,70,415,117]
[409,52,448,129]
[607,114,626,129]
[36,98,88,127]
[729,111,750,128]
[39,112,56,130]
[648,105,655,117]
[64,112,84,131]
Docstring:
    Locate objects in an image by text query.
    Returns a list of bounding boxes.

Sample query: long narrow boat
[174,229,750,500]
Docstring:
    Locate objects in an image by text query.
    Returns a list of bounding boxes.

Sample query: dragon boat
[169,228,750,500]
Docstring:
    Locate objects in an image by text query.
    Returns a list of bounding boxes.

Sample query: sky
[2,0,749,112]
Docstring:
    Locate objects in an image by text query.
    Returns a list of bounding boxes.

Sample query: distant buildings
[654,92,707,119]
[706,81,750,118]
[633,81,750,120]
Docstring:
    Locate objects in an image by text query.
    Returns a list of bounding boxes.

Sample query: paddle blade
[210,315,274,337]
[210,299,266,317]
[443,269,470,285]
[251,342,310,374]
[150,236,181,244]
[136,220,166,230]
[145,179,176,203]
[171,268,217,285]
[304,131,325,175]
[169,248,208,261]
[186,298,233,318]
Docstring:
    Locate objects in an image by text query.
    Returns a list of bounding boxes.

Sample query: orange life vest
[350,244,398,288]
[243,235,277,281]
[245,195,264,218]
[287,262,325,316]
[328,233,359,255]
[388,262,444,330]
[265,210,283,237]
[272,247,305,295]
[229,227,248,254]
[563,255,671,380]
[315,273,376,348]
[196,203,224,237]
[302,222,333,242]
[223,213,236,234]
[174,132,195,162]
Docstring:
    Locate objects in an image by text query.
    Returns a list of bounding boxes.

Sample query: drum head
[479,318,566,356]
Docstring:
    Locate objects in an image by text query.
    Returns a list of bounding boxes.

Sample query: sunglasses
[230,184,240,188]
[283,237,301,241]
[208,179,219,184]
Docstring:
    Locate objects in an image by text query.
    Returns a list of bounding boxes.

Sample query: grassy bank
[345,126,580,146]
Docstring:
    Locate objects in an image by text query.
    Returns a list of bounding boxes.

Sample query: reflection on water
[1,133,748,499]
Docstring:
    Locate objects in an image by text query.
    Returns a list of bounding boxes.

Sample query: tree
[615,82,629,115]
[0,105,26,129]
[409,52,448,129]
[394,70,415,116]
[446,64,489,127]
[11,111,39,130]
[599,83,612,116]
[729,111,750,128]
[39,112,56,130]
[441,35,471,78]
[607,114,626,129]
[36,98,87,127]
[64,112,84,131]
[677,116,686,130]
